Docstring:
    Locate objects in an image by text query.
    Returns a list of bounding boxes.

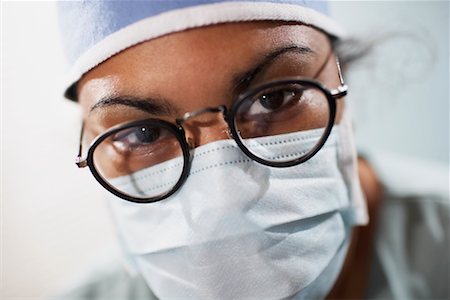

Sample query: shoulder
[364,152,449,299]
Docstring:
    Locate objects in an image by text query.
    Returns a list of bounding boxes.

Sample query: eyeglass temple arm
[330,56,348,99]
[75,121,88,168]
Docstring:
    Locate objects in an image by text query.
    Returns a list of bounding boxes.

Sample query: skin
[77,22,382,298]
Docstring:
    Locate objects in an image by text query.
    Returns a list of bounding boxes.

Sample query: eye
[248,86,305,115]
[112,126,161,153]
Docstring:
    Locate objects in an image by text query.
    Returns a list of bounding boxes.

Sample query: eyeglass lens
[92,125,185,199]
[234,82,330,162]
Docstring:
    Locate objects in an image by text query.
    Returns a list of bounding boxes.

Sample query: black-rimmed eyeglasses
[75,58,347,203]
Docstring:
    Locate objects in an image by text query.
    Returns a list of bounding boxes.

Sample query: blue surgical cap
[58,0,344,100]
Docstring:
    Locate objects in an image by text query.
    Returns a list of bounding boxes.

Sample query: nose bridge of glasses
[176,105,232,148]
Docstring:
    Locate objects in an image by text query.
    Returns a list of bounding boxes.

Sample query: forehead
[78,22,330,111]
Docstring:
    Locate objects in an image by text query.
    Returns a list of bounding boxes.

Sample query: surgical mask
[108,111,367,300]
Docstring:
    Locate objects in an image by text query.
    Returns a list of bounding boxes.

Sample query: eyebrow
[90,95,179,116]
[89,44,314,116]
[232,44,315,94]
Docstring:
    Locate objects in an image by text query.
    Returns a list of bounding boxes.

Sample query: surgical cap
[58,0,344,100]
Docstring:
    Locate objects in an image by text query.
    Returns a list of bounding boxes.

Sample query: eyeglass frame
[75,57,348,203]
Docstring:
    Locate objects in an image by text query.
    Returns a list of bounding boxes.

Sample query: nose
[177,105,232,148]
[184,118,231,148]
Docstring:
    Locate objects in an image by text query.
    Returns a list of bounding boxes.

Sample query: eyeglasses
[75,57,347,203]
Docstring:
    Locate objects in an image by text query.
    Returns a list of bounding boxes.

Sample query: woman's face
[75,22,355,297]
[77,21,343,149]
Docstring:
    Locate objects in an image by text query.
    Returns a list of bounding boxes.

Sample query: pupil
[138,126,160,143]
[260,91,284,110]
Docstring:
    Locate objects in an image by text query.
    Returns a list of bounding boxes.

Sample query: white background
[331,1,449,163]
[1,1,449,299]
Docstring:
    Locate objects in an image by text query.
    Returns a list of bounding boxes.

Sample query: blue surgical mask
[108,111,367,300]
